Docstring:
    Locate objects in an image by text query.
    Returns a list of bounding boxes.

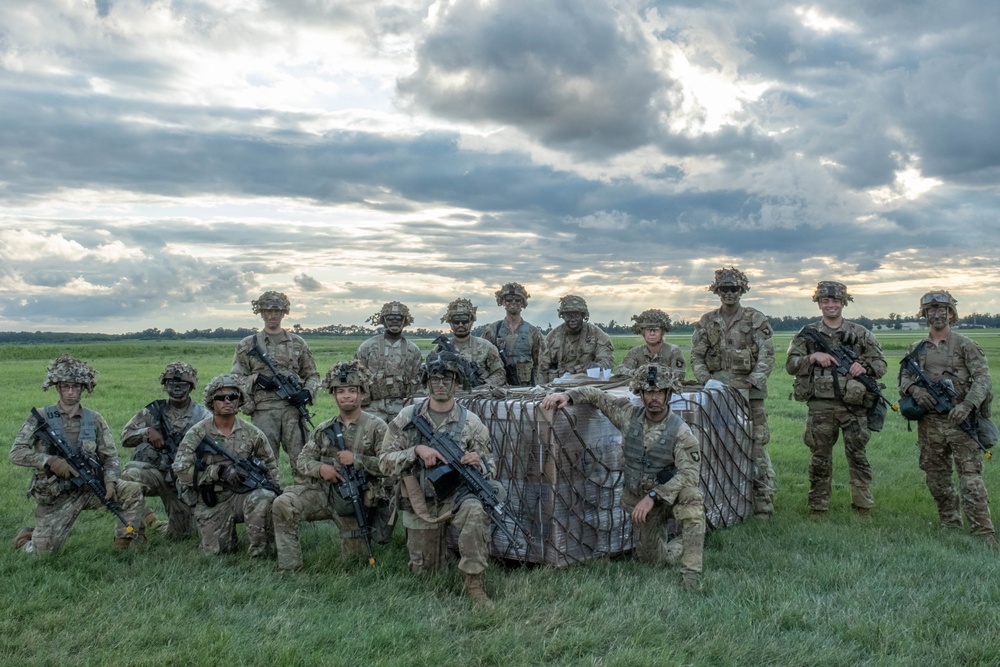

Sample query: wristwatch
[648,490,658,501]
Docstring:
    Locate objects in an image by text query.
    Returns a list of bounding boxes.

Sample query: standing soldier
[437,298,506,388]
[232,291,321,483]
[899,291,998,547]
[120,362,211,540]
[482,282,547,386]
[786,281,887,518]
[690,268,776,519]
[10,354,144,553]
[618,309,685,380]
[542,364,706,591]
[355,301,423,422]
[173,375,279,557]
[379,350,497,605]
[541,294,614,382]
[273,361,390,571]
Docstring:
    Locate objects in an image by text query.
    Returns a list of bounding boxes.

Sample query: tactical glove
[289,389,312,408]
[47,456,78,479]
[104,480,116,501]
[950,401,974,424]
[255,374,278,390]
[910,386,936,411]
[219,464,246,487]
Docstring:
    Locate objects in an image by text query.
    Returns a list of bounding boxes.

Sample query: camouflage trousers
[803,403,873,511]
[749,398,776,515]
[20,481,144,554]
[272,484,390,570]
[251,406,309,484]
[120,461,194,540]
[624,486,705,575]
[917,414,995,535]
[401,497,489,575]
[193,488,275,557]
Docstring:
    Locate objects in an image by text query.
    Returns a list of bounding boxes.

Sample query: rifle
[30,408,136,536]
[145,400,182,483]
[248,342,315,429]
[495,342,521,387]
[899,348,991,459]
[196,436,282,497]
[325,422,376,566]
[405,413,530,545]
[797,327,899,414]
[432,334,485,387]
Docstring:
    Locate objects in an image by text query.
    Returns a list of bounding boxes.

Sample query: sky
[1,0,998,334]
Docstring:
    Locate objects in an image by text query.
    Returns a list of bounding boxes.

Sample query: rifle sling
[401,474,453,525]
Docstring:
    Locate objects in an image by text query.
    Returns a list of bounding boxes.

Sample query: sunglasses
[718,286,741,294]
[213,393,241,402]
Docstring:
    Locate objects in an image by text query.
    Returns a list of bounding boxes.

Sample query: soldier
[541,364,706,591]
[786,281,887,518]
[10,354,144,553]
[273,361,390,571]
[379,350,497,605]
[481,282,547,386]
[354,301,423,422]
[437,298,506,388]
[899,291,998,547]
[618,309,685,380]
[690,267,776,519]
[120,361,211,540]
[172,375,279,557]
[232,291,321,483]
[541,294,614,382]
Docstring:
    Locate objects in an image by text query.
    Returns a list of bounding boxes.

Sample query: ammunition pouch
[727,347,754,373]
[843,379,869,407]
[812,372,836,399]
[792,376,813,402]
[898,395,927,421]
[330,486,357,518]
[421,464,462,500]
[705,350,723,373]
[867,400,887,432]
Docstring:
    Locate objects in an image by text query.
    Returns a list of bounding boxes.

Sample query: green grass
[3,333,1000,666]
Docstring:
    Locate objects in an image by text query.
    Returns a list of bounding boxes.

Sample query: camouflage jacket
[232,330,321,413]
[297,411,388,504]
[690,306,774,398]
[173,416,278,502]
[618,343,686,380]
[121,399,212,472]
[785,319,887,407]
[482,318,547,386]
[448,335,507,388]
[899,331,992,413]
[541,322,615,382]
[354,334,423,402]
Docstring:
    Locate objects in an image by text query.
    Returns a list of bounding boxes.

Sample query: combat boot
[979,534,1000,551]
[464,573,493,607]
[681,572,703,592]
[12,527,33,550]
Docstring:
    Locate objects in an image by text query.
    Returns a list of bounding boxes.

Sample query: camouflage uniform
[786,301,887,513]
[379,401,496,575]
[543,321,614,381]
[232,329,320,484]
[354,335,423,421]
[619,345,685,377]
[11,406,144,553]
[120,398,211,540]
[691,270,776,516]
[482,282,548,386]
[273,411,388,570]
[173,414,278,557]
[899,316,994,534]
[447,335,506,388]
[565,384,705,576]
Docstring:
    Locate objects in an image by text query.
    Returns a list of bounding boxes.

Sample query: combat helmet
[203,374,247,410]
[421,350,468,387]
[495,282,530,307]
[557,294,590,320]
[252,291,291,314]
[709,267,750,295]
[629,364,681,395]
[631,309,672,334]
[812,281,853,304]
[918,290,959,324]
[159,361,198,388]
[322,361,373,394]
[43,354,98,393]
[368,301,414,327]
[441,298,478,324]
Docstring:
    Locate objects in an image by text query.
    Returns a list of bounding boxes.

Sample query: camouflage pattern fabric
[481,319,547,386]
[447,335,507,387]
[354,335,423,421]
[566,386,705,575]
[541,321,614,382]
[618,343,686,379]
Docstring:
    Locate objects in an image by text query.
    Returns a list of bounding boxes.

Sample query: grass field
[3,332,1000,666]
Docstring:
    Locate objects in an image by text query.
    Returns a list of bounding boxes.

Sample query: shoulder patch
[691,451,701,462]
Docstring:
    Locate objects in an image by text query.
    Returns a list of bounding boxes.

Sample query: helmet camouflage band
[441,298,478,324]
[421,350,467,386]
[631,309,672,334]
[557,294,589,320]
[251,291,291,314]
[629,364,681,395]
[43,354,98,393]
[709,267,750,295]
[811,281,853,304]
[368,301,414,327]
[322,361,373,394]
[918,290,959,324]
[203,374,247,410]
[159,361,198,387]
[494,282,530,307]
